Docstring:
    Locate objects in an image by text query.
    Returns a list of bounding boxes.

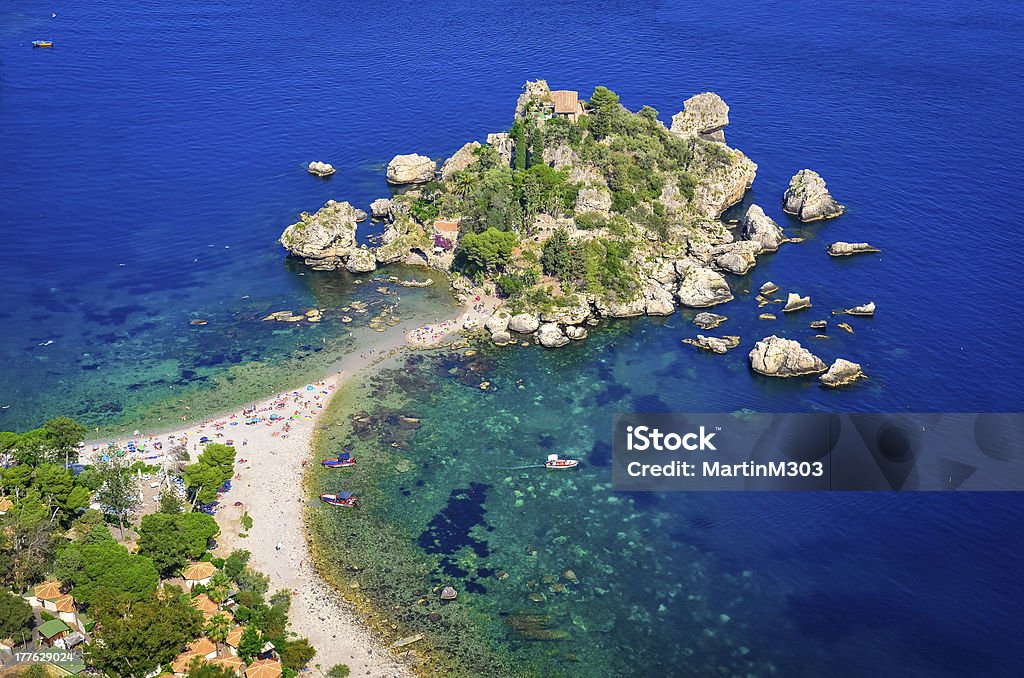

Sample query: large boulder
[782,292,812,313]
[484,310,512,335]
[740,205,786,252]
[828,241,880,256]
[307,161,335,177]
[845,302,875,317]
[279,200,358,270]
[670,93,730,142]
[820,359,866,387]
[386,154,436,185]
[345,248,377,274]
[712,241,762,275]
[676,265,734,307]
[370,198,393,220]
[544,143,580,170]
[783,169,845,221]
[508,313,540,334]
[565,325,588,341]
[644,282,676,316]
[575,187,613,217]
[748,336,827,377]
[693,312,727,330]
[440,141,481,182]
[487,132,514,167]
[538,323,570,348]
[540,299,591,325]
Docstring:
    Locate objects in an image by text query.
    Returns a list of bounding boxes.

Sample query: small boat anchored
[322,451,356,468]
[32,40,53,48]
[545,453,579,470]
[320,491,358,507]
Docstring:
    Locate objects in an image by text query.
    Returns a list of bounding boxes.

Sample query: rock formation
[748,336,827,377]
[693,312,727,330]
[538,323,570,348]
[440,141,481,182]
[759,281,779,295]
[676,265,734,307]
[845,302,875,317]
[345,248,377,273]
[279,200,358,270]
[670,93,730,142]
[386,154,436,185]
[782,293,811,313]
[828,241,879,256]
[820,358,865,387]
[307,161,335,177]
[486,133,514,167]
[783,169,845,221]
[712,241,762,275]
[484,310,511,336]
[575,187,613,217]
[508,313,540,334]
[683,334,740,354]
[370,198,393,220]
[740,205,786,252]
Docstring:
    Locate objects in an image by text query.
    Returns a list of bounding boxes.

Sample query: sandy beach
[84,299,498,677]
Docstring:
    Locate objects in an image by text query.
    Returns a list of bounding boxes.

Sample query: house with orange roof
[0,497,13,515]
[432,219,461,252]
[53,593,81,630]
[27,580,63,612]
[245,658,282,678]
[190,593,220,620]
[211,654,246,675]
[182,561,218,590]
[225,625,244,655]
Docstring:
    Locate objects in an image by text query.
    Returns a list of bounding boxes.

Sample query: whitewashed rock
[386,154,436,185]
[749,336,827,377]
[783,169,845,221]
[538,323,570,348]
[308,161,335,177]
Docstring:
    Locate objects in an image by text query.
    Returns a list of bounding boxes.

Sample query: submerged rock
[748,336,827,377]
[828,241,880,256]
[782,292,812,313]
[820,358,866,387]
[683,334,740,354]
[386,154,436,185]
[740,205,786,252]
[845,302,876,317]
[693,312,727,330]
[676,265,734,307]
[783,169,845,221]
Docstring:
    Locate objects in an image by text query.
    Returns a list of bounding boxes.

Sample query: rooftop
[551,90,579,114]
[38,618,71,639]
[183,561,218,580]
[191,593,219,614]
[433,219,460,233]
[34,580,62,601]
[245,659,282,678]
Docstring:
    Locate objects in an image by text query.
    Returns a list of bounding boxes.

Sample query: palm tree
[205,612,233,651]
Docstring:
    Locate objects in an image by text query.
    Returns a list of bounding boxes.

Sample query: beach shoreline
[83,299,499,677]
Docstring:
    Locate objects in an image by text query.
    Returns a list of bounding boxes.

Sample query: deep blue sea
[3,0,1024,675]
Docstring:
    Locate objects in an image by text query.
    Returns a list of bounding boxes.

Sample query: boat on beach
[32,40,53,48]
[320,491,358,507]
[545,453,579,470]
[322,451,356,468]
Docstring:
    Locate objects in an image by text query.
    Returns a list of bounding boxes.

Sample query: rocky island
[279,80,871,381]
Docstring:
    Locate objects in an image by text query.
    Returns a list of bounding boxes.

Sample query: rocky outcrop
[574,187,613,217]
[712,241,762,275]
[693,312,727,330]
[345,248,377,274]
[759,281,779,295]
[783,169,845,221]
[538,323,570,348]
[440,141,481,181]
[828,242,879,256]
[491,331,512,346]
[670,93,730,142]
[386,154,436,185]
[782,292,811,313]
[487,133,513,167]
[810,320,827,330]
[515,80,551,119]
[676,265,734,307]
[484,310,512,336]
[595,295,646,318]
[544,144,580,170]
[643,282,676,316]
[740,205,786,252]
[689,143,758,219]
[565,325,588,340]
[370,198,393,220]
[508,313,540,334]
[845,302,875,317]
[820,358,865,387]
[279,200,358,270]
[748,336,827,377]
[540,299,592,325]
[308,161,335,177]
[683,334,740,354]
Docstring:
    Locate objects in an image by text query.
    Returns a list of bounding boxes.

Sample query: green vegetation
[54,540,159,606]
[184,442,236,506]
[328,664,352,678]
[0,588,34,640]
[137,510,219,576]
[456,227,518,275]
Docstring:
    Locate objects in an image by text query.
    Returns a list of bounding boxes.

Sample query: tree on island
[456,227,518,275]
[84,586,202,677]
[587,85,621,139]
